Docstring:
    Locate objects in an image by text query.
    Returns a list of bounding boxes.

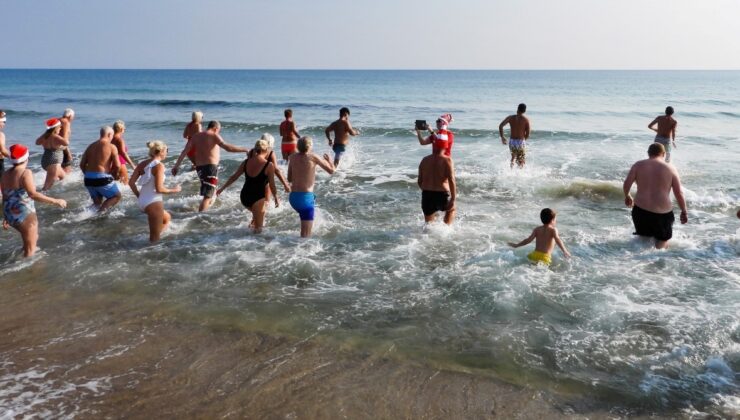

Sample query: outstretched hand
[57,199,67,209]
[507,242,517,248]
[172,185,182,193]
[171,167,179,176]
[323,153,332,163]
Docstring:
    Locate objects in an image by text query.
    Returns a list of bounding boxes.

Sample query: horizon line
[1,67,739,72]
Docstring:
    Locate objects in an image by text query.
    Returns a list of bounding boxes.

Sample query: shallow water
[1,70,739,417]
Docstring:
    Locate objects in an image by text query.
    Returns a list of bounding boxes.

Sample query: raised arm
[553,228,571,258]
[216,160,246,195]
[171,138,193,176]
[325,122,335,144]
[269,151,290,192]
[266,163,279,206]
[499,116,511,144]
[623,164,637,207]
[671,170,688,224]
[22,169,66,208]
[216,135,249,153]
[416,128,433,145]
[508,229,536,248]
[314,153,335,174]
[648,117,659,133]
[128,162,144,198]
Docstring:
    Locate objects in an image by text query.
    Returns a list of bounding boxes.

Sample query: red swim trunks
[281,142,297,155]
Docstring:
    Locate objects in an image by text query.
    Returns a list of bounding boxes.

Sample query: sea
[0,70,738,418]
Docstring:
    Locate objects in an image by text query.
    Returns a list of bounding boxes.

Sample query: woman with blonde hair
[35,118,70,190]
[111,120,136,183]
[128,140,181,242]
[218,138,278,233]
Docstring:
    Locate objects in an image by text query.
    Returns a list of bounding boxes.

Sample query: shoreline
[0,276,668,419]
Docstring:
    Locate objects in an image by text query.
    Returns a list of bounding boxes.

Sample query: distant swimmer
[182,111,203,166]
[623,143,688,249]
[111,120,137,184]
[325,107,359,167]
[287,136,335,237]
[417,143,456,225]
[416,114,454,156]
[218,139,279,234]
[0,110,10,174]
[79,126,122,212]
[508,208,571,265]
[280,109,300,161]
[2,144,67,257]
[128,141,181,242]
[499,103,530,168]
[648,106,677,163]
[59,108,75,173]
[35,118,70,191]
[171,120,249,212]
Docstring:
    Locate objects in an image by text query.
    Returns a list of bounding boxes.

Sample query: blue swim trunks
[84,171,121,200]
[332,143,347,161]
[289,192,315,221]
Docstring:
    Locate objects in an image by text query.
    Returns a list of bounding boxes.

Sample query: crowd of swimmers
[0,105,736,262]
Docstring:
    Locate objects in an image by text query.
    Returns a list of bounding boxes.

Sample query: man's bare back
[81,140,119,175]
[326,119,357,146]
[183,121,201,140]
[500,114,530,141]
[625,158,681,214]
[532,225,560,254]
[649,115,677,139]
[287,152,333,192]
[418,154,453,192]
[280,120,299,144]
[189,131,224,166]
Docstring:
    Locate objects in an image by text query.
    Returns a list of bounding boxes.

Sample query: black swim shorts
[196,164,218,198]
[632,205,675,241]
[421,190,450,216]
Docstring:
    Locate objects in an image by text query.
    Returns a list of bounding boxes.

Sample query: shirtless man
[0,110,9,174]
[60,108,75,173]
[325,107,359,166]
[623,143,688,249]
[648,106,678,163]
[182,111,203,166]
[79,126,122,212]
[279,109,300,161]
[499,103,531,168]
[287,136,335,237]
[172,120,249,212]
[417,145,456,225]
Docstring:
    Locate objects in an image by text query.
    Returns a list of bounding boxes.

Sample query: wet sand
[0,275,663,419]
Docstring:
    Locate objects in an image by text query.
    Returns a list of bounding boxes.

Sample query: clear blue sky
[3,0,739,69]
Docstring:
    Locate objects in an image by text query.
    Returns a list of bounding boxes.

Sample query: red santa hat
[436,113,453,129]
[9,144,29,165]
[46,118,61,130]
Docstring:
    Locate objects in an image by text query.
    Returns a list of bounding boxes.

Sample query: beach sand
[0,275,667,419]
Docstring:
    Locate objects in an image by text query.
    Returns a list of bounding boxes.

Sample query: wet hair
[540,208,556,224]
[665,106,674,116]
[284,109,292,118]
[146,140,167,157]
[253,139,269,153]
[340,107,350,117]
[297,136,312,153]
[517,103,527,114]
[207,120,220,130]
[192,111,203,122]
[648,142,666,157]
[63,108,75,118]
[113,120,126,133]
[100,126,113,137]
[259,133,275,148]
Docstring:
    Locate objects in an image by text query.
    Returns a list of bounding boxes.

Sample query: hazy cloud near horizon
[2,0,739,69]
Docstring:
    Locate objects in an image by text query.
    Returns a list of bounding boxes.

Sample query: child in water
[508,208,571,265]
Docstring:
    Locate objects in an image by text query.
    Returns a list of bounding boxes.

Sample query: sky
[2,0,739,69]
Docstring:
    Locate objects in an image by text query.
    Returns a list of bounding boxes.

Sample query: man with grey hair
[60,108,75,173]
[79,126,121,212]
[287,136,335,237]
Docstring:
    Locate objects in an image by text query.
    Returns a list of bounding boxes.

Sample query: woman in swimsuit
[2,144,67,257]
[128,141,181,242]
[35,118,70,191]
[217,139,279,234]
[258,133,290,195]
[111,120,137,184]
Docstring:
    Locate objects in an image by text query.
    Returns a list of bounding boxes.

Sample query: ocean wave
[539,180,624,202]
[50,96,380,111]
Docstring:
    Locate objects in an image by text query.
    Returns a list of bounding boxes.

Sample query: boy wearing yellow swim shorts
[508,208,571,265]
